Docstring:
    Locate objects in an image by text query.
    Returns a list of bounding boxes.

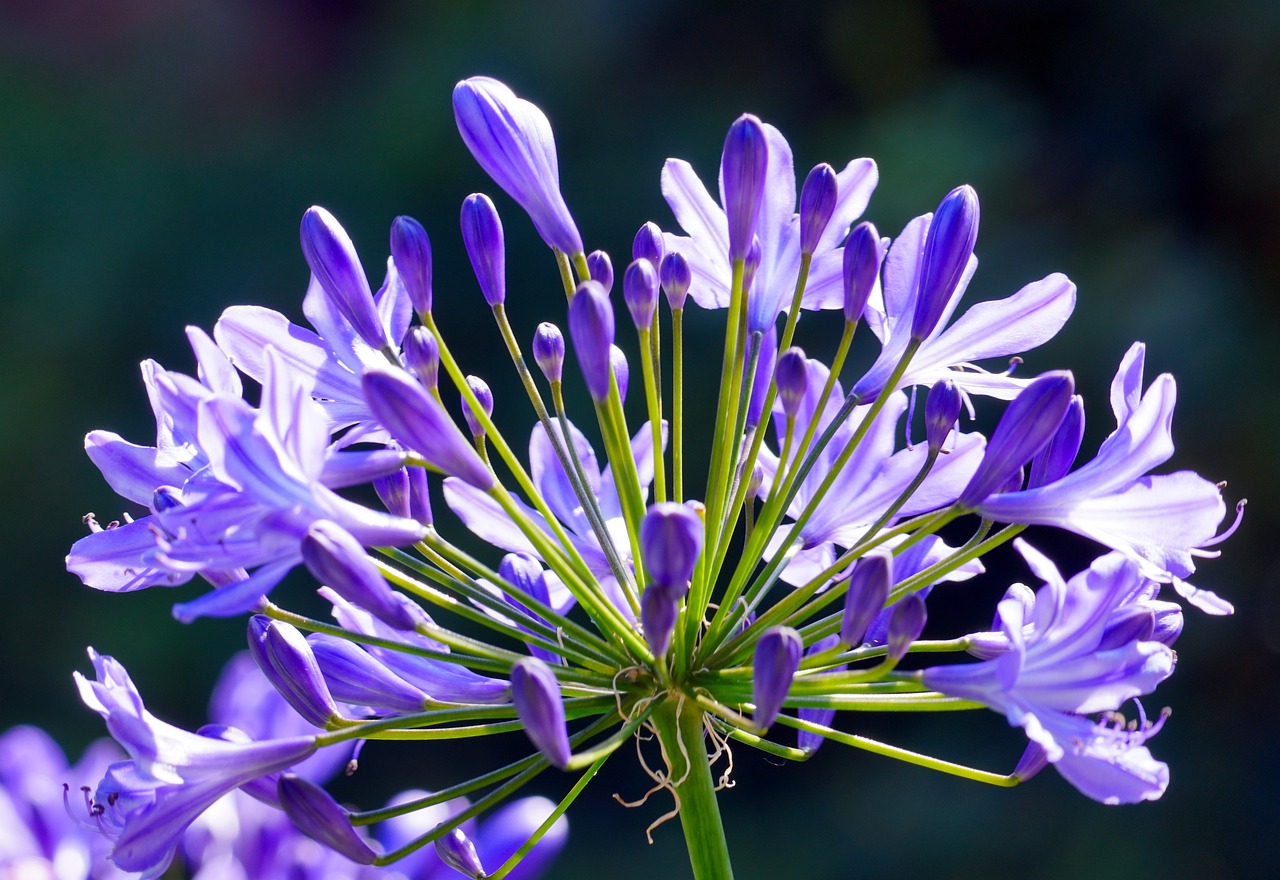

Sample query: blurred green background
[2,0,1277,877]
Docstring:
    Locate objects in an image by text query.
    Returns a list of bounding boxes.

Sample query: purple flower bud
[885,594,927,665]
[567,280,615,403]
[436,828,486,879]
[641,585,679,657]
[841,550,891,647]
[722,114,769,262]
[510,657,571,769]
[775,347,809,420]
[610,345,630,405]
[462,375,494,438]
[300,206,389,351]
[911,185,980,340]
[390,215,432,317]
[461,193,506,307]
[842,221,883,326]
[958,371,1074,508]
[742,236,763,294]
[1150,602,1185,646]
[1027,394,1084,489]
[753,626,802,730]
[799,163,838,255]
[152,485,182,512]
[374,465,433,525]
[640,502,704,592]
[586,250,614,293]
[533,322,566,384]
[247,616,340,727]
[623,258,659,330]
[364,367,496,491]
[746,463,764,501]
[278,774,378,865]
[402,325,440,392]
[302,521,422,631]
[660,251,692,311]
[452,77,583,255]
[633,221,666,267]
[308,634,429,713]
[925,378,963,452]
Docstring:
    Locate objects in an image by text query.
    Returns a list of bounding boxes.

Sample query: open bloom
[923,542,1174,804]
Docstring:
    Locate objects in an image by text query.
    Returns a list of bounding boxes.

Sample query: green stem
[650,697,734,880]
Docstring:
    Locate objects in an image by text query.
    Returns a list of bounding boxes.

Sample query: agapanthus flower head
[453,77,583,256]
[69,75,1236,880]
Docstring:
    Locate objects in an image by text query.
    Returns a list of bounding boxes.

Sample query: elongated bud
[308,634,428,713]
[462,376,493,439]
[402,325,440,392]
[885,594,927,665]
[911,185,980,340]
[452,77,583,255]
[925,378,963,452]
[436,828,486,879]
[753,626,802,730]
[775,347,809,420]
[247,616,340,727]
[610,345,629,405]
[633,221,665,267]
[660,251,691,310]
[461,193,506,307]
[586,250,614,292]
[640,502,704,592]
[841,550,891,647]
[746,463,764,501]
[279,774,378,865]
[363,368,496,491]
[510,657,571,769]
[799,163,838,255]
[567,280,615,403]
[533,322,566,384]
[302,521,423,631]
[300,207,389,350]
[742,236,763,293]
[623,258,659,331]
[959,371,1074,508]
[722,114,769,262]
[641,585,679,657]
[374,464,433,525]
[390,215,432,317]
[842,221,883,325]
[1027,394,1084,488]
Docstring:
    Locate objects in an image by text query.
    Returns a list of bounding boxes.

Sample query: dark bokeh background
[2,1,1277,877]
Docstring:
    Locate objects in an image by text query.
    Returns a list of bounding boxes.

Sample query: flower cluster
[65,76,1239,878]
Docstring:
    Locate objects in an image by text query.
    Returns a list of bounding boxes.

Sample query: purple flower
[922,542,1175,804]
[300,206,392,352]
[452,77,583,256]
[567,280,616,402]
[661,120,878,331]
[461,193,506,307]
[74,650,317,876]
[752,627,802,730]
[390,214,433,317]
[852,209,1076,403]
[974,344,1232,613]
[910,185,980,341]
